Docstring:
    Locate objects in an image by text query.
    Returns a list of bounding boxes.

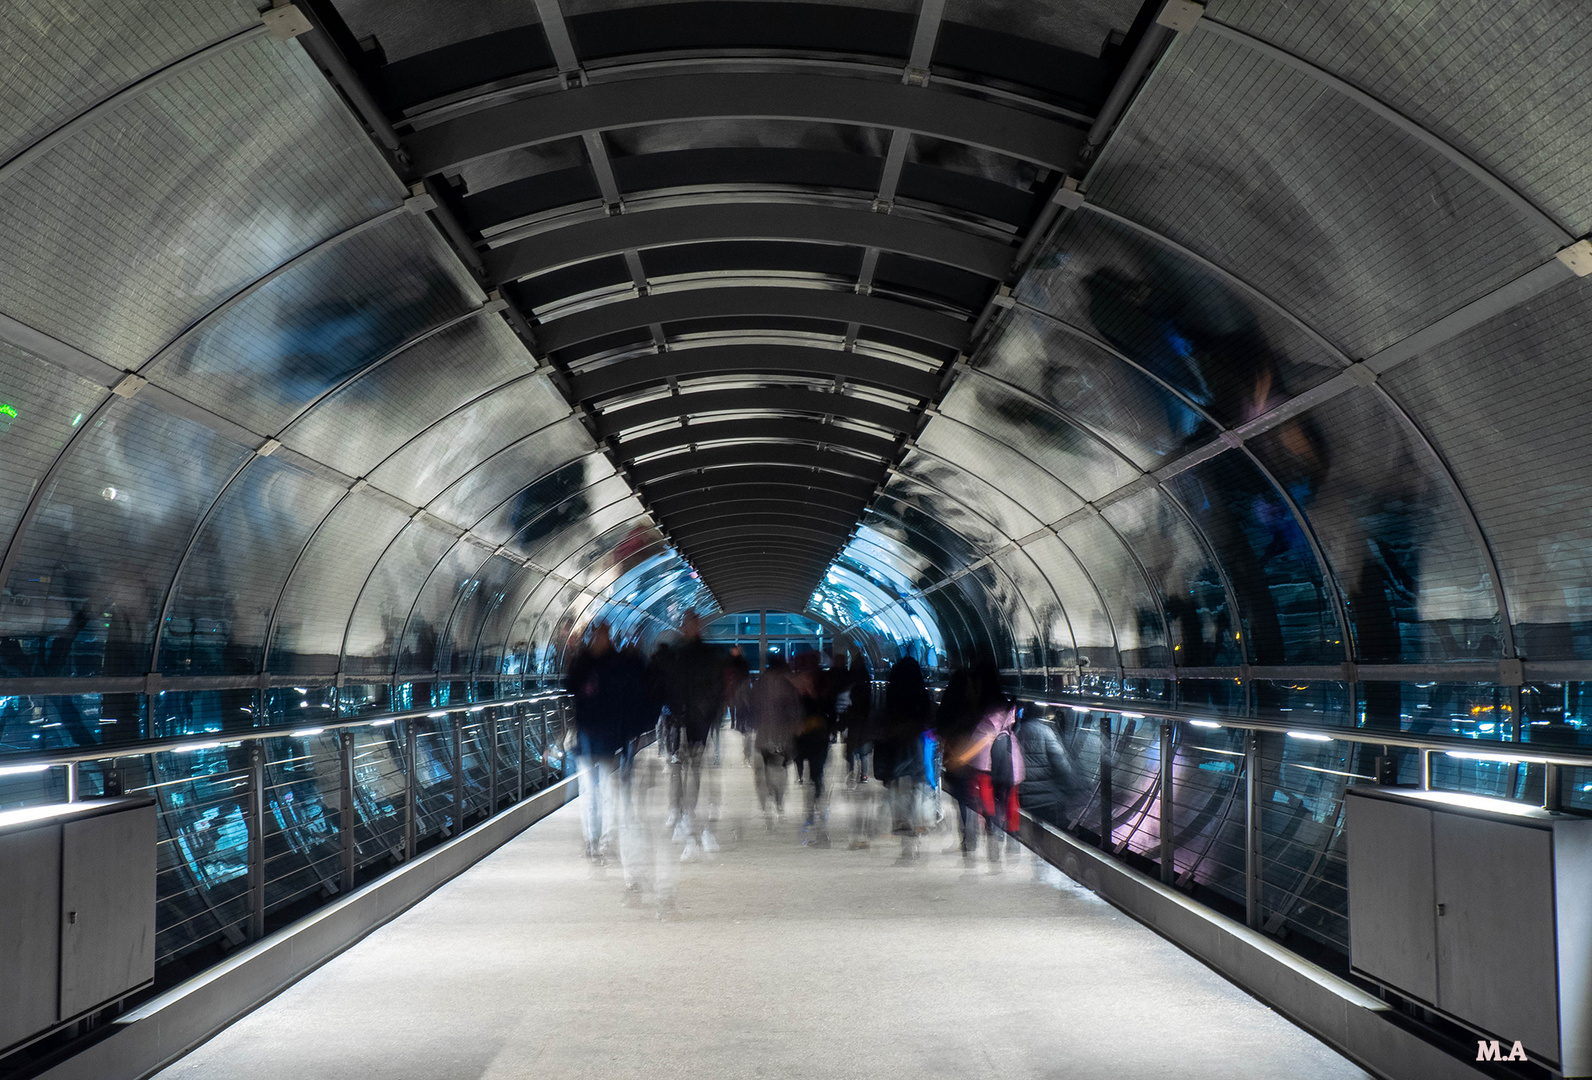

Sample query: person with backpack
[946,660,1024,868]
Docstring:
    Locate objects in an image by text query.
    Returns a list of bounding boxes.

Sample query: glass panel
[1252,680,1351,726]
[1057,514,1169,669]
[1248,385,1500,664]
[976,308,1217,469]
[1164,450,1342,665]
[0,693,143,755]
[268,491,413,675]
[914,413,1084,526]
[439,554,525,677]
[160,457,345,676]
[1084,32,1556,358]
[149,688,260,739]
[1209,0,1592,236]
[1019,532,1115,671]
[1103,484,1240,667]
[0,0,260,163]
[892,453,1042,548]
[0,38,403,371]
[938,376,1139,503]
[1018,210,1344,428]
[989,545,1067,671]
[1378,275,1592,661]
[0,344,109,552]
[0,397,253,676]
[397,541,486,675]
[366,379,573,508]
[280,315,533,478]
[423,419,596,528]
[147,214,479,435]
[1358,681,1514,742]
[482,462,623,552]
[343,518,459,676]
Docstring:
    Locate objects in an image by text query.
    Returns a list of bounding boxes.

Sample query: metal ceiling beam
[483,202,1013,284]
[542,285,969,354]
[630,444,890,485]
[643,468,876,504]
[596,386,914,438]
[651,493,868,520]
[567,342,940,400]
[665,509,858,535]
[677,525,849,548]
[403,72,1087,175]
[614,417,896,463]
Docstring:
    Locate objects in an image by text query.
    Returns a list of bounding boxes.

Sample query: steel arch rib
[567,342,941,400]
[403,72,1087,176]
[484,202,1013,284]
[595,386,913,438]
[539,287,971,354]
[614,417,896,462]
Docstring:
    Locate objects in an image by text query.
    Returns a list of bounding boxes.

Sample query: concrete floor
[154,740,1371,1080]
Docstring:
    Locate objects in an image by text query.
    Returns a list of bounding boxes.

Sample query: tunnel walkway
[151,739,1370,1080]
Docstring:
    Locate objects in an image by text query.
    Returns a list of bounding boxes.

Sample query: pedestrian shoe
[701,831,720,854]
[680,837,702,862]
[622,883,643,908]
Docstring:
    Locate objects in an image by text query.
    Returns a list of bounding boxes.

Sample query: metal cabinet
[0,798,156,1054]
[1347,788,1592,1077]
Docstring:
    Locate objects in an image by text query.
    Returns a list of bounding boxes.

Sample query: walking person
[790,652,832,847]
[872,656,933,861]
[749,655,800,829]
[947,660,1024,868]
[564,622,628,863]
[660,612,726,859]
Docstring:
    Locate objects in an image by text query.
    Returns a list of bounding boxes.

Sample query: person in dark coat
[565,622,628,861]
[660,612,725,857]
[873,656,933,861]
[1016,711,1074,827]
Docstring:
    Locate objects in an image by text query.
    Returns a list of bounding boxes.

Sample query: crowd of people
[564,612,1076,915]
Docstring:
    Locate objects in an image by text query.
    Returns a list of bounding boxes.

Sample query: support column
[1098,713,1113,850]
[517,708,527,801]
[451,713,464,832]
[488,712,499,813]
[1159,721,1175,885]
[339,730,356,892]
[403,719,418,860]
[1244,730,1261,930]
[248,744,266,940]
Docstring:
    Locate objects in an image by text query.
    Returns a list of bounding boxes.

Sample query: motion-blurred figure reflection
[659,612,726,860]
[790,652,832,847]
[749,655,799,829]
[946,660,1023,869]
[565,622,630,863]
[874,657,932,862]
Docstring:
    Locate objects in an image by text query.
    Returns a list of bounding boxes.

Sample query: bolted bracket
[1156,0,1205,33]
[110,372,147,398]
[262,3,313,41]
[1556,238,1592,277]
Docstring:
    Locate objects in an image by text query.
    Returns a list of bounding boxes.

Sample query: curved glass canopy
[3,0,1592,754]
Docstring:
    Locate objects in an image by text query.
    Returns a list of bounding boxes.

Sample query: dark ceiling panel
[595,386,914,438]
[538,285,971,354]
[482,202,1013,283]
[614,417,897,462]
[403,72,1088,175]
[643,469,877,505]
[567,343,939,401]
[628,443,892,485]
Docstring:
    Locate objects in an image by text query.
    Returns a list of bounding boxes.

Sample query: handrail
[0,691,572,771]
[1015,694,1592,768]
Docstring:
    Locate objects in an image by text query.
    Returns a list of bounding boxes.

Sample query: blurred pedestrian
[749,655,800,829]
[565,622,627,863]
[660,612,726,859]
[947,659,1024,868]
[873,656,932,861]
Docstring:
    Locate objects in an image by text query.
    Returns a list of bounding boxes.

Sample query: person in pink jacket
[947,661,1025,866]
